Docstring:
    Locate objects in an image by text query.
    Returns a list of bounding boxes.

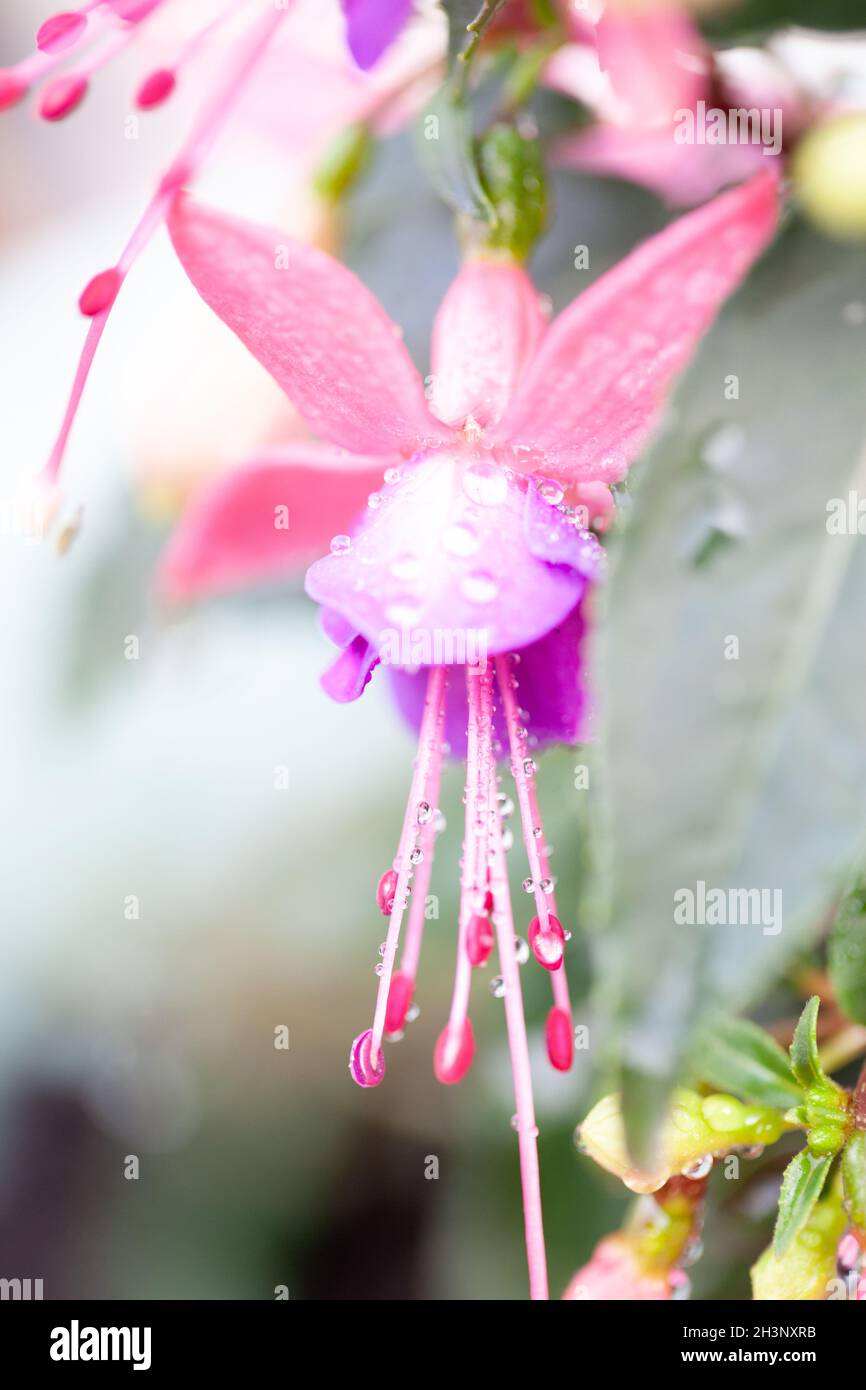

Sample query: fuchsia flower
[548,2,776,206]
[562,1235,688,1301]
[157,169,779,1296]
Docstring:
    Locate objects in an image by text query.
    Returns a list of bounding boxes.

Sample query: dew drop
[409,847,423,865]
[460,569,499,604]
[416,801,432,824]
[682,1156,713,1180]
[443,521,480,557]
[523,758,536,777]
[522,878,534,894]
[367,491,383,510]
[489,975,506,998]
[329,534,352,555]
[537,478,564,506]
[514,936,529,965]
[539,878,553,894]
[462,460,508,507]
[406,1003,420,1024]
[383,465,403,485]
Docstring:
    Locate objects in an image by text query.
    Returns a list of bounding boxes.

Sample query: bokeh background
[1,0,865,1300]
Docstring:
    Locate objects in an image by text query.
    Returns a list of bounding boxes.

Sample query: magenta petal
[523,480,607,577]
[342,0,414,70]
[388,600,590,755]
[321,636,380,703]
[304,451,588,662]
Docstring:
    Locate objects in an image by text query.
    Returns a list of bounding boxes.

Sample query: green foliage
[773,1149,834,1256]
[829,876,866,1024]
[690,1015,802,1110]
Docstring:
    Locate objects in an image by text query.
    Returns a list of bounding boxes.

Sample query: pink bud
[79,268,121,317]
[0,72,27,112]
[434,1017,475,1085]
[36,12,88,54]
[39,73,88,121]
[349,1028,385,1088]
[546,1006,573,1071]
[385,971,413,1036]
[136,68,176,111]
[376,867,398,917]
[466,912,494,967]
[528,914,565,971]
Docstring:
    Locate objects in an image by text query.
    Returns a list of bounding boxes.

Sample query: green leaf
[690,1015,802,1110]
[790,997,827,1091]
[842,1131,866,1232]
[700,0,866,41]
[588,218,866,1162]
[773,1149,834,1256]
[413,84,493,221]
[829,876,866,1025]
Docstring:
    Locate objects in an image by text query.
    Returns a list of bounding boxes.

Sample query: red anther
[545,1007,573,1072]
[0,72,27,112]
[79,267,121,317]
[528,914,565,971]
[376,868,399,917]
[136,67,176,110]
[434,1017,475,1085]
[39,73,88,120]
[385,971,413,1035]
[465,912,494,967]
[36,12,88,54]
[483,888,494,913]
[349,1028,385,1088]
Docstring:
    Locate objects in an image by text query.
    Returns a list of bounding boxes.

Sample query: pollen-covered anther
[434,1017,475,1085]
[349,1028,385,1088]
[36,12,89,55]
[528,914,565,971]
[136,67,176,110]
[545,1007,573,1072]
[376,867,399,917]
[0,72,27,111]
[79,268,122,317]
[466,912,494,967]
[384,971,413,1036]
[39,72,88,120]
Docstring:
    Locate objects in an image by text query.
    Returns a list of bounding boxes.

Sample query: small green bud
[469,123,546,263]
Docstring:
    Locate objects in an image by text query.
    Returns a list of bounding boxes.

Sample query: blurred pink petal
[341,0,415,71]
[168,193,448,456]
[595,3,707,129]
[429,260,547,429]
[562,1236,677,1301]
[157,445,388,601]
[554,123,767,206]
[496,170,780,484]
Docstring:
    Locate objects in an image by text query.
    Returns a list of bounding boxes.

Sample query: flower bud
[577,1089,789,1194]
[469,123,547,263]
[751,1195,846,1301]
[793,113,866,242]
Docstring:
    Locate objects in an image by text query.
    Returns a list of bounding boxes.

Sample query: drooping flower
[547,1,781,206]
[156,167,779,1295]
[0,0,443,515]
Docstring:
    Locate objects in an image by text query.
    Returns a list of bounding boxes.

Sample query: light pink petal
[168,194,447,456]
[157,444,389,602]
[553,124,768,207]
[429,260,547,429]
[497,170,780,484]
[595,4,707,129]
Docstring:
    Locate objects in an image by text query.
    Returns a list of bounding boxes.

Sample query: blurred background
[1,0,865,1300]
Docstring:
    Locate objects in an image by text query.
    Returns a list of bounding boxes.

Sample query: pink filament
[442,663,494,1057]
[487,762,549,1300]
[496,655,574,1063]
[368,665,447,1069]
[41,0,290,486]
[135,0,249,112]
[394,711,445,984]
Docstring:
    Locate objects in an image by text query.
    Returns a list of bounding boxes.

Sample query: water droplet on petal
[460,569,499,604]
[330,534,352,555]
[443,521,480,557]
[537,478,564,505]
[682,1156,713,1180]
[416,801,431,824]
[462,460,508,507]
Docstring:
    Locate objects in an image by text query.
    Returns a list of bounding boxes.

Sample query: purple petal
[341,0,414,70]
[305,450,589,665]
[387,600,590,756]
[321,636,380,703]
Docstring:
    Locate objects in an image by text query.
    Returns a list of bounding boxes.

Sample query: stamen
[435,662,494,1084]
[386,708,447,1034]
[487,763,549,1301]
[496,654,575,1071]
[36,11,91,56]
[134,0,250,112]
[376,868,398,918]
[39,0,290,487]
[360,665,447,1078]
[349,1028,385,1089]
